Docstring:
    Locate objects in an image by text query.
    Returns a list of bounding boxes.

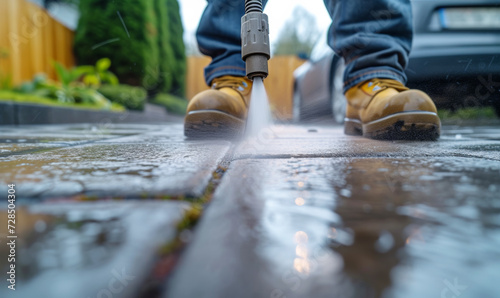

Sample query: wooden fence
[187,55,305,120]
[0,0,304,119]
[0,0,75,85]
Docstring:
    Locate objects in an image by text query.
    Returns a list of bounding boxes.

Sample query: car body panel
[293,0,500,119]
[409,0,500,81]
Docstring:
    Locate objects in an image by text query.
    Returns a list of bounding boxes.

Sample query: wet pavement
[0,124,230,198]
[0,122,499,298]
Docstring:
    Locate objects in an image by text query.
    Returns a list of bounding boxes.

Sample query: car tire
[492,96,500,118]
[292,85,302,123]
[331,58,346,124]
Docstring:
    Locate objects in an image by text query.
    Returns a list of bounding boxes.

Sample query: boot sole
[184,110,245,139]
[345,111,441,141]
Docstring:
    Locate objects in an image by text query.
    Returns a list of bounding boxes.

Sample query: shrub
[75,0,159,88]
[165,0,186,97]
[155,0,175,93]
[0,47,12,90]
[74,0,186,96]
[53,58,119,88]
[98,84,147,111]
[0,90,125,111]
[438,107,496,120]
[16,74,114,109]
[152,93,187,115]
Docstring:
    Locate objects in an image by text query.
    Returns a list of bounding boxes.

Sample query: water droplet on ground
[375,231,395,253]
[340,189,352,198]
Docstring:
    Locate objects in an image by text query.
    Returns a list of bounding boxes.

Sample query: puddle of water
[242,157,500,298]
[0,208,126,282]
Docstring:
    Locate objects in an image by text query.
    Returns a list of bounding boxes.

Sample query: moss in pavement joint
[157,164,229,256]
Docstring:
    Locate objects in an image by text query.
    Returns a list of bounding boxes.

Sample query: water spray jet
[242,0,273,138]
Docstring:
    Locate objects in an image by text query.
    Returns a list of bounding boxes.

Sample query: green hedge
[155,0,174,93]
[98,84,147,111]
[0,90,125,111]
[74,0,186,96]
[166,0,186,97]
[152,93,187,115]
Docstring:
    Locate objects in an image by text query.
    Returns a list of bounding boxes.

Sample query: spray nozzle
[241,0,270,80]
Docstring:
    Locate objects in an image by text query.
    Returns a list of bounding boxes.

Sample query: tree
[154,0,186,96]
[155,0,175,93]
[273,7,320,57]
[75,0,159,88]
[166,0,186,97]
[43,0,78,9]
[74,0,186,96]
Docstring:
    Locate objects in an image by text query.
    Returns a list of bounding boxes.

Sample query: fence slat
[186,55,305,120]
[1,0,304,120]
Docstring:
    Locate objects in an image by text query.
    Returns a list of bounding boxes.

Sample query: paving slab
[0,123,230,198]
[97,124,186,144]
[0,123,164,141]
[0,122,499,298]
[167,156,500,298]
[234,125,500,160]
[0,200,188,298]
[0,139,230,198]
[0,124,165,158]
[0,143,62,155]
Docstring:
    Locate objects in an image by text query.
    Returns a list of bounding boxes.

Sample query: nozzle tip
[245,54,269,80]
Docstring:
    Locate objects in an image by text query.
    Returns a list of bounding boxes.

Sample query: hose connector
[241,1,270,80]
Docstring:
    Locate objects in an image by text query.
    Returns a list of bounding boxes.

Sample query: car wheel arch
[329,56,347,124]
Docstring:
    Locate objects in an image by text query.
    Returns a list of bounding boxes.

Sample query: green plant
[438,107,496,120]
[53,62,86,88]
[152,93,187,115]
[0,47,12,90]
[0,90,125,111]
[16,74,112,109]
[53,58,118,88]
[23,59,119,108]
[0,74,12,90]
[98,84,147,111]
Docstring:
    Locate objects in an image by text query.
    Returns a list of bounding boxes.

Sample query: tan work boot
[344,79,441,140]
[184,76,252,138]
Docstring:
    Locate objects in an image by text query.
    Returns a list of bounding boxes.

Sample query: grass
[151,93,188,115]
[438,107,497,121]
[0,90,125,112]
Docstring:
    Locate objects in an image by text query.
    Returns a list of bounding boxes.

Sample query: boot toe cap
[187,89,246,119]
[393,90,438,113]
[368,90,438,121]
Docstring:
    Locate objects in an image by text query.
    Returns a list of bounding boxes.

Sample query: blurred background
[0,0,499,124]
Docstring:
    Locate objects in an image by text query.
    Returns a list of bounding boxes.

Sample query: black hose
[245,0,263,13]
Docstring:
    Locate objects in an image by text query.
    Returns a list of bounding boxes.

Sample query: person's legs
[186,0,270,138]
[324,0,440,140]
[197,0,269,85]
[323,0,412,92]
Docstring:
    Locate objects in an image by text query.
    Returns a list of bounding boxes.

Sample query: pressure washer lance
[241,0,271,80]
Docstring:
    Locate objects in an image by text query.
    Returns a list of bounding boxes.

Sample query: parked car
[293,0,500,123]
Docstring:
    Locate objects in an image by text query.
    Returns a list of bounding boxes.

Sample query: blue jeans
[197,0,412,92]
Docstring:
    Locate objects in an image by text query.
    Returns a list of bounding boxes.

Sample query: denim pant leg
[197,0,268,85]
[323,0,413,92]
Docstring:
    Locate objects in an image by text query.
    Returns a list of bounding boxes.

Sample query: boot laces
[212,76,250,93]
[369,79,409,92]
